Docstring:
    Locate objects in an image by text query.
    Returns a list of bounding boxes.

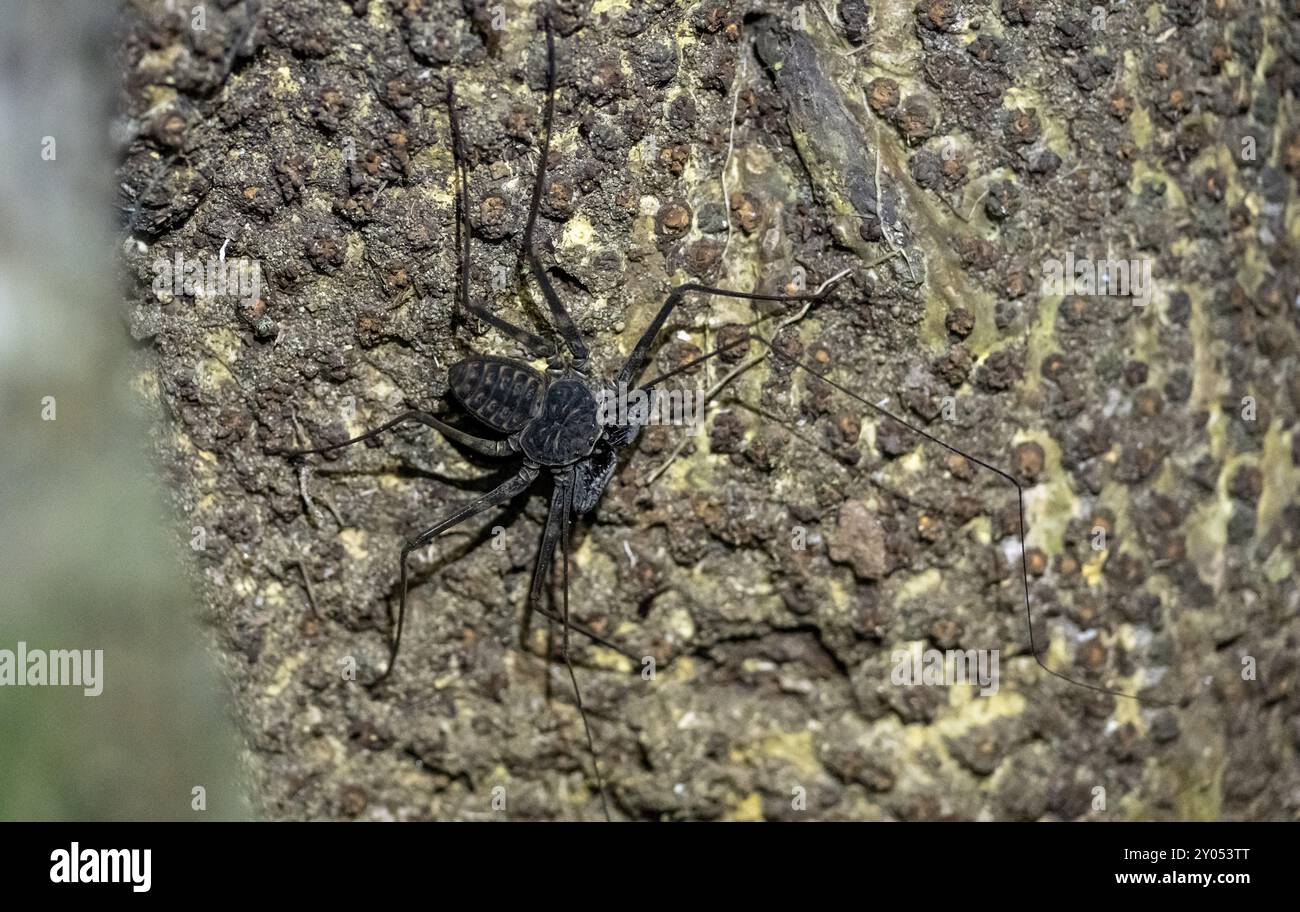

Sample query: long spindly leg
[519,14,590,367]
[527,470,566,703]
[527,599,638,659]
[274,409,514,459]
[556,493,611,821]
[615,268,853,387]
[374,462,541,685]
[519,473,637,659]
[528,471,570,610]
[645,329,1170,707]
[528,469,611,820]
[447,80,558,361]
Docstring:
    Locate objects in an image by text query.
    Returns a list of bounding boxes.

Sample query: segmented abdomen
[449,357,545,433]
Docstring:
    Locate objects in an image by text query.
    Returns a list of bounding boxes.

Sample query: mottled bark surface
[119,0,1299,820]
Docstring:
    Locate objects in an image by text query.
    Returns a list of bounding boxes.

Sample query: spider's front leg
[270,409,515,459]
[615,269,853,388]
[518,14,590,368]
[621,322,1170,707]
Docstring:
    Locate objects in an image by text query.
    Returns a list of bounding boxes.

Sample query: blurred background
[0,0,245,820]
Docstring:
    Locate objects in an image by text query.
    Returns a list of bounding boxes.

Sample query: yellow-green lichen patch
[1256,421,1298,537]
[1183,494,1230,594]
[1185,284,1227,417]
[195,327,243,395]
[270,65,300,99]
[896,567,942,602]
[265,650,306,699]
[338,528,371,562]
[1023,292,1061,397]
[1128,159,1188,209]
[724,791,765,821]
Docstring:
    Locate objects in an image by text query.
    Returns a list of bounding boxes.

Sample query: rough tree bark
[116,0,1298,820]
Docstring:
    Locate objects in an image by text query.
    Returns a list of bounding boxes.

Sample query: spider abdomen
[520,377,600,466]
[449,356,545,433]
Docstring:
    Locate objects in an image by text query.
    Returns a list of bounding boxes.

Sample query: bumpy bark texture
[119,0,1300,820]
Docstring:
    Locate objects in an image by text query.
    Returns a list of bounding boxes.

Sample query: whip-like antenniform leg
[616,269,852,387]
[274,409,514,459]
[640,328,1172,707]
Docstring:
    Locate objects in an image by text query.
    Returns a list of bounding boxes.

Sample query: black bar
[0,821,1282,898]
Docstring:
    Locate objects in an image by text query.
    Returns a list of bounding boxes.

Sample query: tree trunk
[111,0,1299,820]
